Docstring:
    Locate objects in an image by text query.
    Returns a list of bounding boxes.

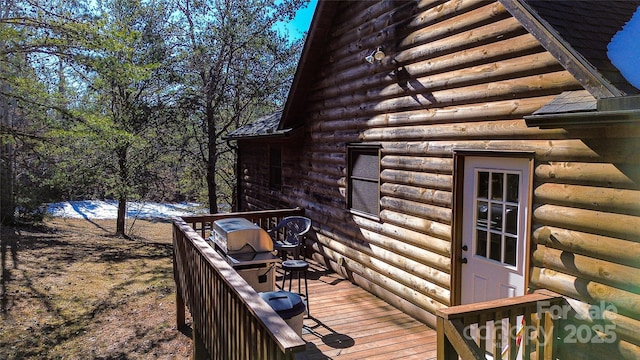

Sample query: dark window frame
[269,145,282,190]
[347,144,381,218]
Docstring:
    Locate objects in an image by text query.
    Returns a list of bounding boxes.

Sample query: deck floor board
[277,260,438,360]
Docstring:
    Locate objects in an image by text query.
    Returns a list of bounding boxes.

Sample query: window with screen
[348,145,380,216]
[269,146,282,190]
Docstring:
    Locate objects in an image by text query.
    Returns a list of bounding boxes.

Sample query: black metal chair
[267,216,311,260]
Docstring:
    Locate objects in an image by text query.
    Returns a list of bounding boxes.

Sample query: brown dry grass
[0,217,192,359]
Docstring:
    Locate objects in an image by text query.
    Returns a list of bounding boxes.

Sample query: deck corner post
[172,230,186,330]
[176,288,185,329]
[437,315,458,360]
[192,326,209,360]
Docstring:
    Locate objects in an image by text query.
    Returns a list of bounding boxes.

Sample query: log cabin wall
[238,142,292,211]
[236,1,640,358]
[530,143,640,359]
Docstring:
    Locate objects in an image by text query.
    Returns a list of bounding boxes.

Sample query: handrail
[436,290,565,360]
[180,208,304,239]
[172,208,306,359]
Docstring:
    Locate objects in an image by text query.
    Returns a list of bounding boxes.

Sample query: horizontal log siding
[238,143,298,211]
[287,0,583,327]
[235,0,639,357]
[530,143,640,359]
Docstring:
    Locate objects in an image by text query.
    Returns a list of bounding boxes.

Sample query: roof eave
[223,128,294,141]
[278,0,341,131]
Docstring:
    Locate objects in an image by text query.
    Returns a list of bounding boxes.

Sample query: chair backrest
[271,216,311,244]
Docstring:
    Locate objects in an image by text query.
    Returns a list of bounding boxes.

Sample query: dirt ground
[0,217,193,359]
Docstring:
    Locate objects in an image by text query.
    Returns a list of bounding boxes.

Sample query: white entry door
[461,156,530,304]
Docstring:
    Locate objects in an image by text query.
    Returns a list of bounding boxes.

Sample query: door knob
[462,245,468,251]
[461,258,468,264]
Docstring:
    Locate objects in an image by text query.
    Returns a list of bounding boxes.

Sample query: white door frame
[451,151,534,306]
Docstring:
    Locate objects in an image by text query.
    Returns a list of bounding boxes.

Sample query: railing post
[437,316,458,360]
[176,289,185,330]
[172,210,307,359]
[436,291,566,360]
[192,326,209,360]
[173,225,186,330]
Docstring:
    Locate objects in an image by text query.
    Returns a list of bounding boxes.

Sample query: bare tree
[174,0,305,213]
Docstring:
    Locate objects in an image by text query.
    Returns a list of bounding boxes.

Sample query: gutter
[222,128,294,141]
[525,109,640,128]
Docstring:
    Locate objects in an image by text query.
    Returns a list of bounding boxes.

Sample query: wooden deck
[275,260,438,360]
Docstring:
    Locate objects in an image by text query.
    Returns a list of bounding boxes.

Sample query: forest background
[0,0,313,237]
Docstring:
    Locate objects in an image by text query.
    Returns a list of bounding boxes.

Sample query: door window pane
[477,172,489,199]
[473,167,522,266]
[489,232,502,262]
[491,172,503,200]
[504,236,517,266]
[505,205,518,235]
[476,229,487,257]
[490,203,503,231]
[477,201,488,228]
[507,174,519,202]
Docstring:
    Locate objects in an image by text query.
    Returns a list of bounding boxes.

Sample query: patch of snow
[608,6,640,90]
[47,200,207,220]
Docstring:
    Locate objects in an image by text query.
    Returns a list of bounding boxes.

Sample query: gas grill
[210,217,280,293]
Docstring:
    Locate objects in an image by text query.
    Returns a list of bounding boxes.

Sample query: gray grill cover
[212,218,273,254]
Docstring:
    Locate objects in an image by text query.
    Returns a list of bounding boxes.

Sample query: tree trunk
[0,86,15,225]
[0,0,14,225]
[0,140,13,225]
[116,196,126,237]
[207,159,217,214]
[206,103,218,214]
[115,147,128,237]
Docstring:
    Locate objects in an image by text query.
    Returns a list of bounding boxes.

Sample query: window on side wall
[269,145,282,190]
[347,145,380,217]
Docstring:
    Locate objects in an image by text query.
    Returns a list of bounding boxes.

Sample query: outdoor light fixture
[365,47,385,63]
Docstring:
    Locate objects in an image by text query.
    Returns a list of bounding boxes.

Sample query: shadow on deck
[173,211,437,359]
[276,260,438,360]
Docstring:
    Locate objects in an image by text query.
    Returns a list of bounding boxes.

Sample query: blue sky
[275,0,318,41]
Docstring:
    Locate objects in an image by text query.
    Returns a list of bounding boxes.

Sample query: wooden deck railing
[436,290,565,360]
[173,208,306,360]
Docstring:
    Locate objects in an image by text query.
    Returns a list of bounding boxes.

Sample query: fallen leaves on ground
[0,218,192,359]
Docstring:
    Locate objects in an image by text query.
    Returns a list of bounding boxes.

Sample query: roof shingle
[521,0,640,95]
[224,110,290,139]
